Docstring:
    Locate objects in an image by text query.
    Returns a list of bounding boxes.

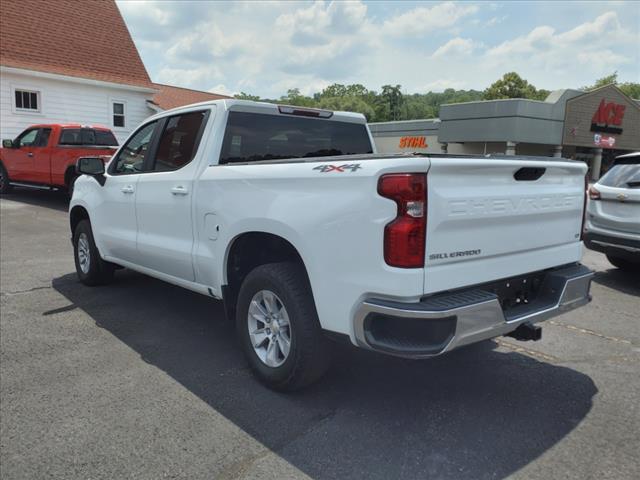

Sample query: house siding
[0,70,153,144]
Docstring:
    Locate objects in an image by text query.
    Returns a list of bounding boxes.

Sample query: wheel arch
[223,231,312,322]
[69,204,90,237]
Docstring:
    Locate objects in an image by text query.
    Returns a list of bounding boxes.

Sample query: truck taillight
[378,173,426,268]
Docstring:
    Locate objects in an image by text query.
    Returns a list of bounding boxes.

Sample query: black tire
[73,219,115,286]
[236,262,330,391]
[606,254,640,273]
[0,162,13,194]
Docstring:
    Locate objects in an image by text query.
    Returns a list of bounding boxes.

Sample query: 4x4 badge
[313,163,362,173]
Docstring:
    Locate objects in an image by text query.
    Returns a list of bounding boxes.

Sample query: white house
[0,0,156,144]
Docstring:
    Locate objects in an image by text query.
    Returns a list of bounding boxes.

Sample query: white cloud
[420,79,468,92]
[484,11,637,77]
[432,37,478,58]
[156,65,224,88]
[485,15,507,27]
[117,1,640,98]
[382,2,478,36]
[209,84,236,96]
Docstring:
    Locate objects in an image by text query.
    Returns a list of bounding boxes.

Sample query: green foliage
[583,72,619,91]
[280,88,316,107]
[483,72,548,100]
[234,72,639,122]
[583,72,640,99]
[234,92,261,101]
[317,96,375,121]
[619,82,640,99]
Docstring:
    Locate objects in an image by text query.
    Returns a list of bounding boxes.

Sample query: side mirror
[76,157,105,176]
[2,139,15,148]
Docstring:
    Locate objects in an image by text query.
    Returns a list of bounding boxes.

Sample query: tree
[318,84,348,98]
[583,72,640,99]
[280,88,315,107]
[234,92,261,101]
[379,84,404,121]
[619,82,640,99]
[317,96,375,121]
[583,72,618,91]
[483,72,543,100]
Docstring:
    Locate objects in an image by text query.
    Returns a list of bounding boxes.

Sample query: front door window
[111,122,157,174]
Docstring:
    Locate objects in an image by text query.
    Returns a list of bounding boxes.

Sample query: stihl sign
[590,99,625,134]
[398,136,428,149]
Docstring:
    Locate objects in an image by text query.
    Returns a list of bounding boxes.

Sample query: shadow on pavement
[1,188,69,212]
[592,268,640,296]
[52,270,597,480]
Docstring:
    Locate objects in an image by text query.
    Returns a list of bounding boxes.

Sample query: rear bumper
[353,263,593,358]
[584,231,640,260]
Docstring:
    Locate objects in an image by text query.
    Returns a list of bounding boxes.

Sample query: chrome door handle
[27,153,34,157]
[121,185,134,194]
[170,185,189,196]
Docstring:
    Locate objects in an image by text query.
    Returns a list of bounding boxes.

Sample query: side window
[17,129,39,147]
[152,111,207,172]
[112,101,125,128]
[81,128,96,145]
[112,121,157,174]
[59,129,82,145]
[15,89,40,112]
[37,128,51,147]
[94,129,118,146]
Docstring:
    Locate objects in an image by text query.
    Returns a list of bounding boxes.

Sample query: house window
[112,101,125,128]
[15,89,40,111]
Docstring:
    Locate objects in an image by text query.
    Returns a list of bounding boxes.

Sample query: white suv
[584,152,640,272]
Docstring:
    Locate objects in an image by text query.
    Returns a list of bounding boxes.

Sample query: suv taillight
[378,173,427,268]
[581,175,590,240]
[588,185,601,200]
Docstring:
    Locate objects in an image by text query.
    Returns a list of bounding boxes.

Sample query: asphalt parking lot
[1,189,639,480]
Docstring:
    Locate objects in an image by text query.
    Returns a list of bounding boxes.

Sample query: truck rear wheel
[73,219,115,286]
[236,262,330,391]
[0,162,13,194]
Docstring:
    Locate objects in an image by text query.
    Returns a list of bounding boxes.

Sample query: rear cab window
[219,111,372,164]
[59,128,118,146]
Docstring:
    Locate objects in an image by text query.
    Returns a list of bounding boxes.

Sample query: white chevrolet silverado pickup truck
[69,100,594,390]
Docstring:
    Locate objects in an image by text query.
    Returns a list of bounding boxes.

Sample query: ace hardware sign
[563,84,640,151]
[590,99,625,135]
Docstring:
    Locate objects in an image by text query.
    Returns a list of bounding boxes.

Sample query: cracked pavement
[1,190,639,479]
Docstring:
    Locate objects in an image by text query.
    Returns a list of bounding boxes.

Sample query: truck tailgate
[424,157,587,294]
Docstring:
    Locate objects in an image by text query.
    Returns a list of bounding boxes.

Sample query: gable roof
[0,0,153,88]
[566,83,640,111]
[150,83,232,111]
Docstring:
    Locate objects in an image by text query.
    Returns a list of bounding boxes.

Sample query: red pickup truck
[0,124,118,194]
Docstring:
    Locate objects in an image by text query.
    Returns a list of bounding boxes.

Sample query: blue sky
[116,0,640,97]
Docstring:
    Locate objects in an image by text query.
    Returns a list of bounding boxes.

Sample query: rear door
[94,121,159,262]
[31,127,52,183]
[423,157,587,293]
[135,109,210,281]
[591,162,640,235]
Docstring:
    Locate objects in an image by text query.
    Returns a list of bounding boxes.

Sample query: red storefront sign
[399,136,428,149]
[591,99,625,134]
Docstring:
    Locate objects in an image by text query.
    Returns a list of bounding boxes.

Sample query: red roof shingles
[150,83,232,110]
[0,0,153,88]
